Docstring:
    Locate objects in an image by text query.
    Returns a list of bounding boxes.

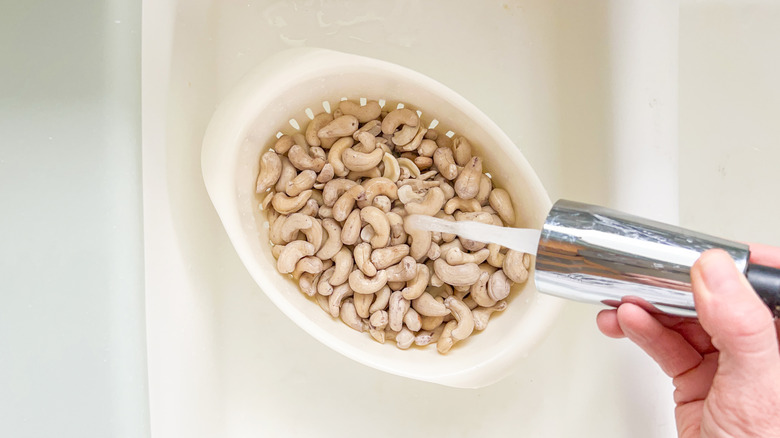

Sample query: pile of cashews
[256,100,531,353]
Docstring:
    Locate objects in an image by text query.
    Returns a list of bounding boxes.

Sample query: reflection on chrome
[534,200,750,318]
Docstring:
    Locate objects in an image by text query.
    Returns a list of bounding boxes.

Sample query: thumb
[691,249,779,372]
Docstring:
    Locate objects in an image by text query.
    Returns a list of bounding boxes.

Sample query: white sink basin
[142,0,780,436]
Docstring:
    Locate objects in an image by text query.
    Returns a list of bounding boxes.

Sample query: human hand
[597,245,780,437]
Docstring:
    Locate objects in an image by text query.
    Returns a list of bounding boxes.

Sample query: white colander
[201,48,564,388]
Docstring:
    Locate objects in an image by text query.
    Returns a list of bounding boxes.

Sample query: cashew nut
[381,108,419,135]
[385,256,417,282]
[256,151,282,193]
[363,177,398,202]
[292,256,323,279]
[395,327,415,350]
[433,259,481,287]
[401,263,430,300]
[273,135,294,154]
[341,209,361,246]
[369,286,392,314]
[452,136,473,166]
[473,300,508,331]
[288,144,326,172]
[277,240,315,274]
[476,175,492,206]
[317,267,335,296]
[411,292,450,317]
[433,147,459,180]
[271,189,312,215]
[444,197,482,215]
[397,157,420,179]
[328,283,353,317]
[332,185,365,222]
[318,115,359,138]
[503,250,530,283]
[353,242,377,277]
[404,187,445,216]
[403,308,422,332]
[403,215,432,261]
[322,178,357,207]
[348,269,388,294]
[359,206,390,248]
[340,298,366,332]
[454,156,482,200]
[342,147,384,172]
[339,100,382,123]
[326,136,354,177]
[488,188,515,225]
[388,291,410,332]
[470,270,496,307]
[444,247,490,265]
[354,292,373,319]
[487,269,512,301]
[445,296,475,341]
[387,212,407,246]
[316,218,343,260]
[305,112,333,147]
[418,139,438,158]
[369,309,388,331]
[275,156,297,192]
[436,320,458,354]
[329,247,354,286]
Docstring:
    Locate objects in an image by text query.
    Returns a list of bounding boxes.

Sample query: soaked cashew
[339,100,382,123]
[404,187,445,216]
[445,296,475,341]
[401,263,430,300]
[433,259,481,287]
[381,108,419,135]
[271,190,312,215]
[487,269,512,301]
[329,283,353,317]
[349,269,388,294]
[318,115,359,138]
[360,206,390,248]
[256,151,282,193]
[412,292,450,317]
[444,197,482,215]
[369,286,392,314]
[436,320,458,354]
[305,112,333,147]
[473,301,507,331]
[433,147,459,180]
[275,156,297,193]
[288,144,326,172]
[388,291,410,332]
[454,156,482,200]
[342,147,384,172]
[330,247,354,286]
[452,136,473,166]
[503,250,530,283]
[340,209,362,246]
[277,241,315,274]
[489,188,515,225]
[385,256,417,282]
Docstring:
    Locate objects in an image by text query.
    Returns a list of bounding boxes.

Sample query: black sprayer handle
[746,263,780,318]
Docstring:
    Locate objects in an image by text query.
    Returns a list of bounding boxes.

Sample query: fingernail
[698,250,741,294]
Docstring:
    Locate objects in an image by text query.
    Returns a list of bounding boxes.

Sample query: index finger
[749,243,780,268]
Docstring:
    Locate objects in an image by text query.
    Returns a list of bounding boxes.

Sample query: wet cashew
[452,137,473,166]
[418,139,438,157]
[370,244,409,270]
[340,298,366,332]
[292,256,323,279]
[348,269,388,294]
[397,185,424,205]
[360,206,390,248]
[322,178,357,207]
[353,242,377,277]
[404,187,445,216]
[317,163,335,184]
[387,212,407,246]
[489,188,515,225]
[341,209,362,246]
[256,151,282,193]
[381,152,400,182]
[317,267,335,296]
[354,292,373,319]
[328,283,353,317]
[401,263,430,300]
[329,247,354,286]
[288,144,326,172]
[339,100,382,123]
[342,147,384,172]
[503,250,530,283]
[476,175,492,206]
[487,269,512,301]
[473,301,507,331]
[454,156,482,200]
[332,185,366,221]
[444,247,490,265]
[433,259,481,287]
[359,225,375,244]
[487,243,505,268]
[271,190,312,216]
[298,198,319,217]
[275,156,297,192]
[470,270,496,307]
[381,108,419,135]
[403,215,432,261]
[273,135,294,154]
[403,308,422,332]
[385,256,417,282]
[284,169,318,196]
[363,177,398,202]
[437,320,458,354]
[277,241,315,274]
[445,296,475,341]
[414,156,433,170]
[412,291,450,317]
[395,327,415,350]
[433,147,459,180]
[373,195,392,212]
[298,271,319,297]
[317,219,342,260]
[325,136,355,178]
[426,242,441,260]
[397,157,420,179]
[388,291,410,331]
[318,115,359,138]
[392,124,419,148]
[444,197,482,215]
[369,286,391,314]
[369,309,388,331]
[305,112,333,147]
